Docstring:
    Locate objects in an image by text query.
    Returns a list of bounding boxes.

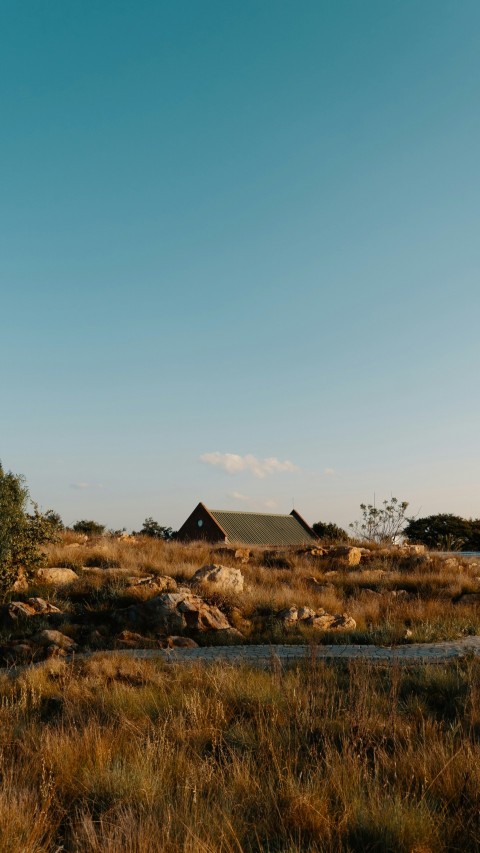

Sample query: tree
[312,521,349,542]
[0,463,58,598]
[349,497,409,544]
[72,519,106,537]
[139,517,173,540]
[404,514,480,551]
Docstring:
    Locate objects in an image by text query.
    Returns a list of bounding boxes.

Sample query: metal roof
[209,509,317,546]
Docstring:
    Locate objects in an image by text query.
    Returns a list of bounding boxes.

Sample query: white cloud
[230,491,251,502]
[200,452,299,479]
[70,482,104,490]
[228,492,279,510]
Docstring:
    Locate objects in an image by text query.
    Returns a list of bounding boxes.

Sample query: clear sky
[1,0,479,532]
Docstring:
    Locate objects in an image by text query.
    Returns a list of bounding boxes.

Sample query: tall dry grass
[0,654,480,851]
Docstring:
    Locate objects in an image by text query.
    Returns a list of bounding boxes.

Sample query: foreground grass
[1,654,480,851]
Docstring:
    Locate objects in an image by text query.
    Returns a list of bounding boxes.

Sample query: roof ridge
[210,508,295,518]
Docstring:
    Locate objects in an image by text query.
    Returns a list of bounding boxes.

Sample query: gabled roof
[208,508,317,546]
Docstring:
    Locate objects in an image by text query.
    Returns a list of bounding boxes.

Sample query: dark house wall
[176,503,226,543]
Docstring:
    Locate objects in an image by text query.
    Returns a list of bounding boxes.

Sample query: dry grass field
[34,533,480,648]
[1,534,480,851]
[1,652,480,851]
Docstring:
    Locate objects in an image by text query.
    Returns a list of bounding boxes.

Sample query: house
[176,502,318,546]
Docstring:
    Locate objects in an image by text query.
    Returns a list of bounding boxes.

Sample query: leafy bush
[0,463,59,598]
[312,521,349,542]
[73,519,106,536]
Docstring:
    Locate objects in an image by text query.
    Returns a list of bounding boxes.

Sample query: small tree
[139,517,173,540]
[0,463,58,598]
[312,521,349,542]
[72,519,106,537]
[349,497,409,544]
[403,514,480,551]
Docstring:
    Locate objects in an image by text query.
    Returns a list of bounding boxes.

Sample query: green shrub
[0,462,58,598]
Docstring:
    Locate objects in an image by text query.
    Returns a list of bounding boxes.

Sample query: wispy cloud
[230,491,251,502]
[200,452,299,479]
[228,491,279,510]
[70,482,104,490]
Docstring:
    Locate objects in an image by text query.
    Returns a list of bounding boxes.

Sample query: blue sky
[1,0,479,531]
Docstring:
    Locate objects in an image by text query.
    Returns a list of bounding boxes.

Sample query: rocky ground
[1,537,480,665]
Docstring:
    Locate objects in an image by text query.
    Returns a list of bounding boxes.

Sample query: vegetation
[350,497,409,544]
[138,516,174,540]
[25,532,480,648]
[405,513,480,551]
[0,463,58,598]
[312,520,349,542]
[72,519,106,536]
[0,518,479,849]
[1,653,480,851]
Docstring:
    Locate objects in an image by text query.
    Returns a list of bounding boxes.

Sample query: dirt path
[75,636,480,667]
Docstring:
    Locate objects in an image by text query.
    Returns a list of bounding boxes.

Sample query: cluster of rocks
[276,605,356,632]
[122,590,243,640]
[299,543,429,568]
[0,563,248,664]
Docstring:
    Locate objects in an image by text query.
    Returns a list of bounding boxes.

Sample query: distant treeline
[404,514,480,551]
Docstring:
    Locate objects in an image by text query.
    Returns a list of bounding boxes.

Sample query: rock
[305,613,356,631]
[46,645,68,658]
[328,546,362,567]
[123,592,232,635]
[12,569,28,592]
[298,547,328,558]
[277,606,300,624]
[215,547,251,564]
[126,575,178,593]
[443,558,460,570]
[388,589,412,600]
[191,564,244,594]
[360,588,381,598]
[306,579,336,594]
[37,568,79,586]
[262,552,293,570]
[86,629,108,649]
[8,598,62,620]
[297,606,317,620]
[456,593,480,605]
[11,643,34,661]
[115,630,158,648]
[177,596,231,631]
[276,605,355,631]
[164,636,199,649]
[33,630,77,651]
[403,544,426,555]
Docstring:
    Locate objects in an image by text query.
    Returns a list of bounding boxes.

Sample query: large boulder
[33,629,77,651]
[191,564,244,594]
[37,568,79,586]
[328,546,362,567]
[122,592,234,635]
